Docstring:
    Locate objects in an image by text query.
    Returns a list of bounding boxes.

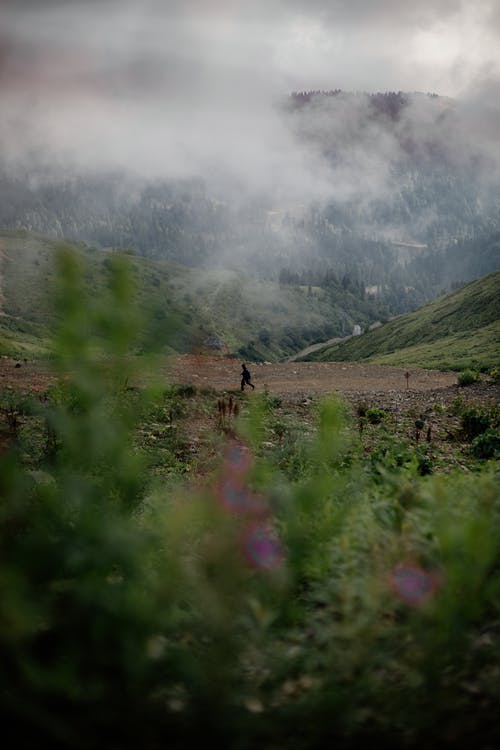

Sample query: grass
[368,322,500,371]
[2,251,500,749]
[0,229,361,361]
[5,230,497,368]
[4,366,498,491]
[308,270,500,371]
[3,371,500,748]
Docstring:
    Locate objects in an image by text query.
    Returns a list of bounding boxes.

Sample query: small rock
[244,698,264,713]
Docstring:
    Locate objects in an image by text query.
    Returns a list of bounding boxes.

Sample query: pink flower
[217,476,267,517]
[242,523,284,570]
[390,564,439,606]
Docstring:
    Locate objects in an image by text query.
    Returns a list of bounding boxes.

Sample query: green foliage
[489,367,500,383]
[137,385,201,478]
[0,390,40,417]
[460,406,494,440]
[471,428,500,459]
[0,230,374,362]
[416,452,433,475]
[369,439,420,479]
[1,251,500,749]
[261,385,283,412]
[310,270,500,371]
[3,230,498,367]
[457,369,481,386]
[450,394,466,416]
[365,406,385,424]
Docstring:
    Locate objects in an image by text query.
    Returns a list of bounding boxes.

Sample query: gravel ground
[1,355,498,415]
[167,355,459,396]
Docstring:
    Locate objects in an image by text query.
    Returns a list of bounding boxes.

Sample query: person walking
[241,363,255,391]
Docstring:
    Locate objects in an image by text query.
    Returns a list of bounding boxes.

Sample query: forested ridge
[1,91,499,319]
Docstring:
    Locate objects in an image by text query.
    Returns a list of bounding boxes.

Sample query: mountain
[302,269,500,371]
[1,91,499,319]
[0,230,384,361]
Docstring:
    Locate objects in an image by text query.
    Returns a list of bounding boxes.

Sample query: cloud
[0,0,322,198]
[1,0,499,210]
[284,0,464,27]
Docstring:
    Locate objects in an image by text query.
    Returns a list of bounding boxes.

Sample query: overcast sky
[1,0,500,197]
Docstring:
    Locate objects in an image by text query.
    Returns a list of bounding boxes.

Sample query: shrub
[173,383,197,398]
[366,407,385,424]
[460,406,492,440]
[457,369,480,386]
[471,428,500,459]
[2,247,500,749]
[489,368,500,383]
[450,394,466,416]
[0,391,40,417]
[417,452,433,476]
[262,385,282,411]
[369,440,421,478]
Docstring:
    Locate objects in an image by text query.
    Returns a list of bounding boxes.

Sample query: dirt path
[167,355,458,396]
[286,336,348,362]
[1,354,494,412]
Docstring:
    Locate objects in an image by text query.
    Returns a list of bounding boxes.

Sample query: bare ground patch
[166,354,459,396]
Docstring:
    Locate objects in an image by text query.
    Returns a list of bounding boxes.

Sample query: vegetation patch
[308,270,500,371]
[471,428,500,459]
[1,241,500,750]
[457,368,481,386]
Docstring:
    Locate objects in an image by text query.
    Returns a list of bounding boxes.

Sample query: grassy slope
[306,270,500,371]
[0,231,56,355]
[0,230,217,357]
[176,268,342,360]
[0,230,345,360]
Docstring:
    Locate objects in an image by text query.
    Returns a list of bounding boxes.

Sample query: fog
[1,0,500,211]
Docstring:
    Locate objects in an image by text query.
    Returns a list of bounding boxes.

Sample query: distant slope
[3,90,500,309]
[304,271,500,371]
[0,231,56,355]
[0,230,370,361]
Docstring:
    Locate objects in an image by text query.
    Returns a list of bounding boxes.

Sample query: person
[241,363,255,391]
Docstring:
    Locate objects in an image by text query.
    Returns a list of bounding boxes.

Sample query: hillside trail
[286,335,349,362]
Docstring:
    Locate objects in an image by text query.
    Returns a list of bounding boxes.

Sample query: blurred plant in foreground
[0,246,499,749]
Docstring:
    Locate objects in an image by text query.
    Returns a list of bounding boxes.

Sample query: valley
[2,352,497,482]
[168,354,458,395]
[1,64,499,746]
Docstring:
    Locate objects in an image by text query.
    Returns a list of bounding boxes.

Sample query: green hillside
[0,230,196,357]
[0,230,364,361]
[305,270,500,371]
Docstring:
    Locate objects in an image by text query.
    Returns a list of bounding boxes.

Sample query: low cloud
[1,0,500,211]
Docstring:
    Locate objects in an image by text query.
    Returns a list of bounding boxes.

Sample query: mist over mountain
[1,88,499,318]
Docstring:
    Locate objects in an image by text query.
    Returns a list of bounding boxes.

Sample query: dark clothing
[241,364,255,391]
